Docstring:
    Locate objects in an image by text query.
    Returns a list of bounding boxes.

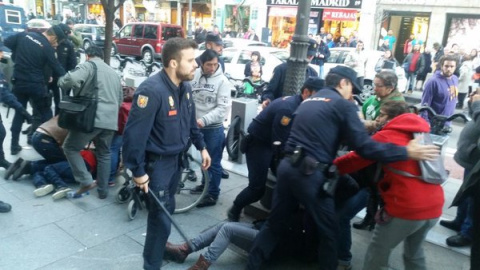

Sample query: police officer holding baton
[246,66,440,270]
[122,38,211,270]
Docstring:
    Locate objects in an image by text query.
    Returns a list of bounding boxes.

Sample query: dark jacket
[312,41,330,66]
[403,52,425,74]
[57,39,77,73]
[122,70,206,177]
[262,62,318,101]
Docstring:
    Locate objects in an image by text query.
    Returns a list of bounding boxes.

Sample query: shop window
[134,25,144,38]
[251,9,258,20]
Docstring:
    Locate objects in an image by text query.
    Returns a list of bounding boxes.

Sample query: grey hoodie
[454,101,480,170]
[191,66,232,128]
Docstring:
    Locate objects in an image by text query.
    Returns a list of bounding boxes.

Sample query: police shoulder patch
[280,116,291,126]
[137,95,149,108]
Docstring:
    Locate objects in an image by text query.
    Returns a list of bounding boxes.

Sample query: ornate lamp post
[282,0,312,96]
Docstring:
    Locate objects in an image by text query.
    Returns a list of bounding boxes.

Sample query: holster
[323,165,340,197]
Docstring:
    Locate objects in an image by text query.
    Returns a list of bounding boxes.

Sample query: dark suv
[74,24,107,50]
[112,22,184,62]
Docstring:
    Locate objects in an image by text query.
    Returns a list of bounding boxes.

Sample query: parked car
[323,47,408,99]
[26,19,51,33]
[73,24,108,50]
[222,46,290,82]
[0,2,26,42]
[197,38,266,51]
[112,22,184,63]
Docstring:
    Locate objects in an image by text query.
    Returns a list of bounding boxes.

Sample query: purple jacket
[420,70,458,124]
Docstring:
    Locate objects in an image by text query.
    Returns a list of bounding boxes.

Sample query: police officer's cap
[51,25,67,43]
[303,77,325,92]
[205,32,223,46]
[307,39,318,57]
[328,66,362,94]
[58,23,72,36]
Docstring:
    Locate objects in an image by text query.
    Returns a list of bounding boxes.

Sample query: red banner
[322,9,358,21]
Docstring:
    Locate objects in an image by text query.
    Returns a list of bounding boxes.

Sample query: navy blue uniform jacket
[248,94,302,146]
[0,72,23,111]
[285,87,408,164]
[4,32,65,83]
[122,70,206,177]
[262,62,318,102]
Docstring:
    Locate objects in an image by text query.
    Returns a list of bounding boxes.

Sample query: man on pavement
[59,46,123,199]
[122,38,211,270]
[420,54,458,123]
[4,25,67,155]
[190,49,232,207]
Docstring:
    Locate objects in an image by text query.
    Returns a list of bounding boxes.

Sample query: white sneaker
[34,184,54,197]
[52,187,72,200]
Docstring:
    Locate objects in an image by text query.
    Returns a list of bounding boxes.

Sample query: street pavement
[0,92,472,270]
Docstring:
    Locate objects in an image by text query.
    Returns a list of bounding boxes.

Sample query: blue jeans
[32,132,66,164]
[109,134,123,183]
[318,65,325,79]
[201,126,224,200]
[407,72,416,91]
[336,188,369,265]
[33,161,78,189]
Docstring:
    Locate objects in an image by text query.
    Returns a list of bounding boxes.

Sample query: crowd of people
[0,22,478,270]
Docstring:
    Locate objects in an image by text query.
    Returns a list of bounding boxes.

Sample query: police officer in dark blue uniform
[51,24,77,115]
[261,39,319,108]
[122,38,211,270]
[246,66,440,270]
[227,77,324,222]
[0,44,32,168]
[4,25,66,154]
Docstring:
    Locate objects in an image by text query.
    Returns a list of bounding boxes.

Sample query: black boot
[227,205,241,222]
[353,192,378,231]
[353,214,375,231]
[457,93,467,109]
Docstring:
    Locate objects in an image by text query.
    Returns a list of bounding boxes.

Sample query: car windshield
[96,27,105,35]
[270,51,289,62]
[327,50,344,63]
[222,49,236,63]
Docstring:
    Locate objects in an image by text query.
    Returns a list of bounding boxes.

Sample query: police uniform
[4,29,66,152]
[261,39,319,102]
[230,78,325,219]
[247,67,411,270]
[122,69,206,270]
[51,37,77,115]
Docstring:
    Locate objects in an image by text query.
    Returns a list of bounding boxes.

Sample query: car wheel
[361,80,373,100]
[142,49,153,64]
[83,40,91,50]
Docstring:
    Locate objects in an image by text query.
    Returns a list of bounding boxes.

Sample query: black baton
[148,190,195,251]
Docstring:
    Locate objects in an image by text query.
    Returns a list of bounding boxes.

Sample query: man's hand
[197,119,205,128]
[406,138,440,161]
[201,149,211,170]
[133,174,150,193]
[262,99,271,109]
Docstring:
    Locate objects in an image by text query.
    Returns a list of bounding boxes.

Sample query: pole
[188,0,193,38]
[177,0,181,26]
[282,0,312,96]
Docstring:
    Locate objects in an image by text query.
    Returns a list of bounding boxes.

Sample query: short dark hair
[439,54,458,67]
[162,38,198,68]
[85,46,104,59]
[199,49,219,64]
[251,51,261,59]
[380,100,409,120]
[375,70,398,90]
[325,73,347,88]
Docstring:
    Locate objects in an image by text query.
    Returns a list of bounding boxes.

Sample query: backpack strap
[385,165,422,179]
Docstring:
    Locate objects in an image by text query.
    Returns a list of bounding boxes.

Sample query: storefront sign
[267,0,362,9]
[269,7,319,17]
[322,9,357,21]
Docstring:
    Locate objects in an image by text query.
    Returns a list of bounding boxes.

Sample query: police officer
[246,66,440,270]
[4,25,66,155]
[261,39,318,108]
[51,23,77,115]
[0,44,32,169]
[122,38,211,270]
[227,77,324,222]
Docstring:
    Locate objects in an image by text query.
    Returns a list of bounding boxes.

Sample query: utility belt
[146,152,179,163]
[285,146,329,175]
[286,146,339,197]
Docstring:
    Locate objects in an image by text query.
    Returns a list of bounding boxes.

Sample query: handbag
[58,62,98,133]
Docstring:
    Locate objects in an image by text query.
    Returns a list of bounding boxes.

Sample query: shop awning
[322,9,358,21]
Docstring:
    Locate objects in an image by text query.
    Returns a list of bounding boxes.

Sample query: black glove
[17,108,32,124]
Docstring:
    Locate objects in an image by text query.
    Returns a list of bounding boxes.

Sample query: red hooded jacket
[334,113,444,220]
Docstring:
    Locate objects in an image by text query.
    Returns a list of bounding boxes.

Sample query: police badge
[137,95,149,108]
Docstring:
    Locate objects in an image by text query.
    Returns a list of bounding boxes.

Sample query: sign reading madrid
[267,0,362,9]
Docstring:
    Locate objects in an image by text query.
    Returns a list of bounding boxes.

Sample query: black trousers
[247,158,338,270]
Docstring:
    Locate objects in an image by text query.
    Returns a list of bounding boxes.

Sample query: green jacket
[362,90,404,120]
